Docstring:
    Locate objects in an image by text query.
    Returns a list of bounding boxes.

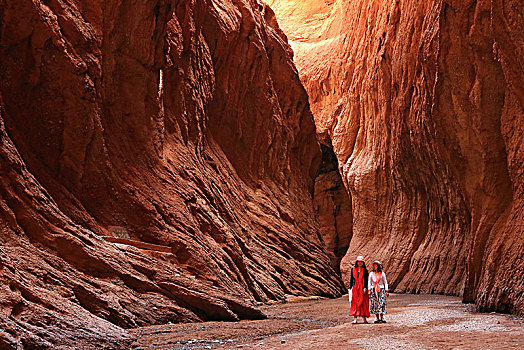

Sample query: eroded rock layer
[269,0,524,314]
[0,0,344,347]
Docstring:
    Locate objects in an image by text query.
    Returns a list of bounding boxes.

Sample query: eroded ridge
[0,0,344,347]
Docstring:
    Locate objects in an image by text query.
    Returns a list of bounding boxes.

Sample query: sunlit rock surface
[269,0,524,314]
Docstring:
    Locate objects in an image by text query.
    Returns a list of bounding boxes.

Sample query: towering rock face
[0,0,344,347]
[269,0,524,315]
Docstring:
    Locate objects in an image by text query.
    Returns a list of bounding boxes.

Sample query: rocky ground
[132,294,524,349]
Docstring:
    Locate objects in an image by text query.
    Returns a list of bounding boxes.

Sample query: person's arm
[363,269,368,292]
[368,272,373,291]
[349,269,355,289]
[383,272,389,296]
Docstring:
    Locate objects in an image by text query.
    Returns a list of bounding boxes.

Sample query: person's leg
[370,293,378,323]
[363,317,368,324]
[352,316,358,324]
[380,290,387,322]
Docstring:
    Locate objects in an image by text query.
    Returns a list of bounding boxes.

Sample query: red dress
[349,267,370,317]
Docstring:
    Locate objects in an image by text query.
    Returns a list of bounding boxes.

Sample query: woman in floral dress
[368,260,389,323]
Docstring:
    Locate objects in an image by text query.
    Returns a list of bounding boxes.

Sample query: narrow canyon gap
[268,0,523,314]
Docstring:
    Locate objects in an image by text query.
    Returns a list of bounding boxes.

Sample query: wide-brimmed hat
[355,256,365,262]
[373,260,382,266]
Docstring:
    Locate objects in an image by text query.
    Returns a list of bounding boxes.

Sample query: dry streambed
[132,294,524,349]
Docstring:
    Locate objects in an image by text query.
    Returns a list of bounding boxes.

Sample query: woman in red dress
[349,256,370,324]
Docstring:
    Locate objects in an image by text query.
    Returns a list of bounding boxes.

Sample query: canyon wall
[269,0,523,314]
[0,0,345,347]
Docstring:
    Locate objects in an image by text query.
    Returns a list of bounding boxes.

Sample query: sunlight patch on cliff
[264,0,337,42]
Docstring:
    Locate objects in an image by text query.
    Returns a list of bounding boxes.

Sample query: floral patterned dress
[369,271,388,314]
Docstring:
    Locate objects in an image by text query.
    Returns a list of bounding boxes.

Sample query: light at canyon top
[265,0,337,42]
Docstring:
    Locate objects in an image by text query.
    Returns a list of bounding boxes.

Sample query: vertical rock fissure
[313,143,353,276]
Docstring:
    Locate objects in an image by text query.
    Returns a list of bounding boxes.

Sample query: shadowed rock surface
[0,0,345,347]
[313,144,352,275]
[269,0,523,315]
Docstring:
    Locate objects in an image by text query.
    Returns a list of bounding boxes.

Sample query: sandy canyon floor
[131,294,524,349]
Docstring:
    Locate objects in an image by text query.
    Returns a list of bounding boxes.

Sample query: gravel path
[132,294,524,349]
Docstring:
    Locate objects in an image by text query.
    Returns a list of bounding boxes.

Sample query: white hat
[356,256,364,262]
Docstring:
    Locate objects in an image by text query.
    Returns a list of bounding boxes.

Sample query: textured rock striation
[0,0,345,347]
[269,0,524,314]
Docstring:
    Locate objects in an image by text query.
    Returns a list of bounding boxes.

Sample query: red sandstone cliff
[269,0,523,314]
[0,0,344,347]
